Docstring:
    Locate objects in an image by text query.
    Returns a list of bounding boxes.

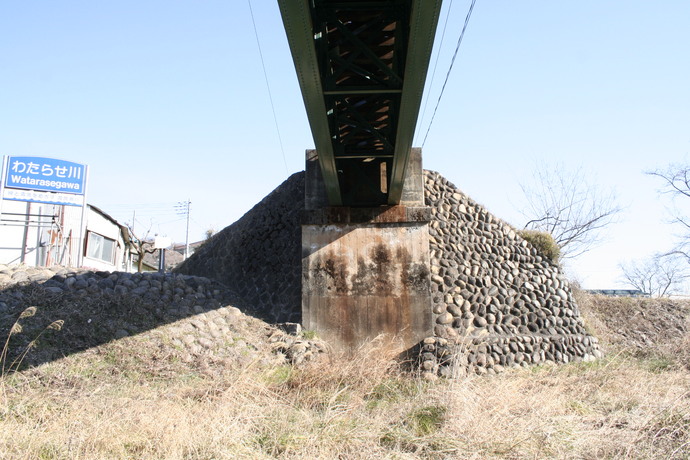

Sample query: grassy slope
[1,294,689,459]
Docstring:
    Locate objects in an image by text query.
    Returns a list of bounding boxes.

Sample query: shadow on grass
[0,270,302,371]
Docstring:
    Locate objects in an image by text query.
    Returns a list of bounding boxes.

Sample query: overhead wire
[248,0,290,174]
[421,0,478,148]
[416,0,454,145]
[103,202,179,209]
[158,216,187,224]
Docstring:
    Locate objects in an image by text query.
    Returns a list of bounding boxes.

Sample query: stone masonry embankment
[176,172,304,323]
[178,170,601,377]
[420,171,600,377]
[0,264,325,369]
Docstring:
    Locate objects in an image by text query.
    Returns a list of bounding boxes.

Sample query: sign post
[154,236,172,273]
[0,156,8,224]
[1,156,88,267]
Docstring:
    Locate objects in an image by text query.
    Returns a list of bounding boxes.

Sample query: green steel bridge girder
[278,0,443,207]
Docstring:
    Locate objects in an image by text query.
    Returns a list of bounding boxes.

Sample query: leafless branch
[127,224,157,272]
[520,163,622,260]
[619,253,690,297]
[648,163,690,261]
[648,165,690,199]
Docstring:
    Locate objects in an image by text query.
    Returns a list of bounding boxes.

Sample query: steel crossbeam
[279,0,442,206]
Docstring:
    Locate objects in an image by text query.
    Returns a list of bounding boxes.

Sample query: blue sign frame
[4,156,86,195]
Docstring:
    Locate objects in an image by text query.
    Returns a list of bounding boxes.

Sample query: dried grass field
[1,292,689,459]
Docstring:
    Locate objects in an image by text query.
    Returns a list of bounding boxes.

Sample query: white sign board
[154,236,172,249]
[1,156,88,207]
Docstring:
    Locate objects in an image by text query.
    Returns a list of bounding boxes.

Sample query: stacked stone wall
[0,264,325,369]
[175,172,304,323]
[420,171,601,377]
[0,265,231,366]
[178,170,601,376]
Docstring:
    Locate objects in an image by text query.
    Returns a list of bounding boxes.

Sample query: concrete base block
[302,215,432,352]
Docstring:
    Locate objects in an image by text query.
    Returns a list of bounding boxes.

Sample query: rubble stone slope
[176,170,601,376]
[421,170,600,377]
[0,264,324,370]
[176,172,304,323]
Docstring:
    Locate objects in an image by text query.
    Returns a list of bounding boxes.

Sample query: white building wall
[0,200,65,266]
[0,200,133,272]
[80,208,128,272]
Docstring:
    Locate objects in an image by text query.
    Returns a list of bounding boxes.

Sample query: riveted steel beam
[387,0,442,204]
[278,0,343,205]
[279,0,442,206]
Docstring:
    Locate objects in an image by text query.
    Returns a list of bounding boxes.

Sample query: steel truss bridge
[279,0,443,207]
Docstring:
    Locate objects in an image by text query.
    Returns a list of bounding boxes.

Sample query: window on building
[86,231,116,264]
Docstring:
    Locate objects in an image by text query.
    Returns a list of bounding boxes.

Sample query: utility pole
[175,200,191,259]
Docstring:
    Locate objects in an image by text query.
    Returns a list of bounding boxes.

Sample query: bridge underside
[280,0,442,352]
[279,0,442,206]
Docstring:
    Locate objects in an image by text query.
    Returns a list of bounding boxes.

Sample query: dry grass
[1,296,690,459]
[1,347,689,458]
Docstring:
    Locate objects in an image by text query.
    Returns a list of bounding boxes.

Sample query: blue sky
[1,1,689,289]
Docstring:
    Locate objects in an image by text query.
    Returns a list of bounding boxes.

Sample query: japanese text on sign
[4,156,87,195]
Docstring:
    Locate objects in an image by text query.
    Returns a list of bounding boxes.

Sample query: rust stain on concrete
[302,221,432,352]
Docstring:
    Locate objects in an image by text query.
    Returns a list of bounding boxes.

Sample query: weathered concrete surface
[400,148,425,206]
[302,149,432,352]
[302,221,432,351]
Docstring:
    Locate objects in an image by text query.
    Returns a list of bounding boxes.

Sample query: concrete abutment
[302,149,433,352]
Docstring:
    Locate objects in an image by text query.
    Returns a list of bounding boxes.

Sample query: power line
[248,0,290,174]
[175,199,191,259]
[157,217,186,226]
[417,0,455,145]
[102,202,179,208]
[421,0,478,148]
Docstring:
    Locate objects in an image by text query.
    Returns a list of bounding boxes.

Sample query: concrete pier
[301,149,432,352]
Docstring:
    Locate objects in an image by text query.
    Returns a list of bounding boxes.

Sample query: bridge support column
[301,149,432,352]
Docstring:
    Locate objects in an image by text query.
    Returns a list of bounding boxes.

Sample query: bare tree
[520,163,622,260]
[127,226,157,272]
[619,253,689,297]
[648,163,690,262]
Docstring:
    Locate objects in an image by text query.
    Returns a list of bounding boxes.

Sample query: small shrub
[264,365,294,385]
[406,405,447,436]
[675,335,690,371]
[641,354,676,373]
[365,377,422,410]
[302,329,318,340]
[517,229,560,263]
